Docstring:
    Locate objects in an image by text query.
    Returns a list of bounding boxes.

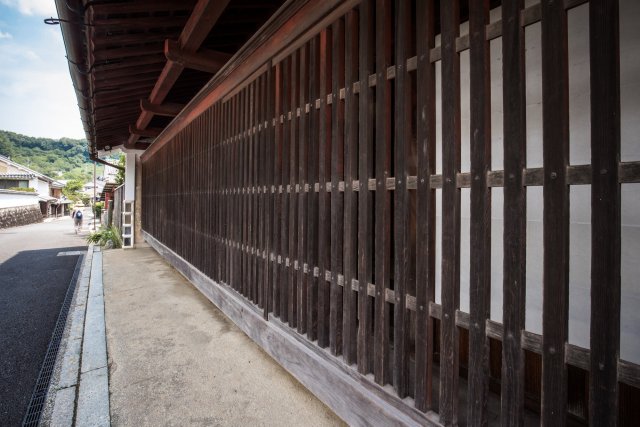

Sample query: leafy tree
[0,130,94,180]
[116,153,125,185]
[0,133,13,157]
[62,179,84,201]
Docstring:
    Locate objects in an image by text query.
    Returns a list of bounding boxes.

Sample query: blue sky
[0,0,86,139]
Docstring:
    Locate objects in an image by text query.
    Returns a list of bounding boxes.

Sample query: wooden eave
[56,0,284,153]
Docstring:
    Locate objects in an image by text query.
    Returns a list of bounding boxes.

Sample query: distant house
[0,155,69,221]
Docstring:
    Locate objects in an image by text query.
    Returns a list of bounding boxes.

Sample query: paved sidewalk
[103,247,343,426]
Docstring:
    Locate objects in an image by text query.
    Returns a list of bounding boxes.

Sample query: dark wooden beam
[92,33,171,49]
[94,64,165,81]
[589,0,621,424]
[140,100,185,117]
[179,0,231,51]
[129,125,163,138]
[89,0,196,16]
[94,71,161,85]
[164,39,231,73]
[141,0,359,160]
[92,55,166,72]
[93,44,165,62]
[91,16,189,29]
[126,0,231,149]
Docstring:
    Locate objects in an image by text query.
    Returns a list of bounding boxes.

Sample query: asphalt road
[0,214,89,426]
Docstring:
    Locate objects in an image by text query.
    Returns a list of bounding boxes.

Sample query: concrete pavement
[0,216,87,426]
[103,247,343,426]
[8,215,343,426]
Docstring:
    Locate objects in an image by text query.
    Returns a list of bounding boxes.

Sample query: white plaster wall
[0,191,39,208]
[432,0,640,363]
[35,179,50,197]
[124,152,136,201]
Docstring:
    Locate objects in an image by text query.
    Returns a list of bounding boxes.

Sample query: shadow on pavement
[0,246,86,426]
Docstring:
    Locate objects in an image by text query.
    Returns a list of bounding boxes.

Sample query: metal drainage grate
[22,254,84,427]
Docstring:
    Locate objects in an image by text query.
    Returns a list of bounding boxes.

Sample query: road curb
[41,245,111,427]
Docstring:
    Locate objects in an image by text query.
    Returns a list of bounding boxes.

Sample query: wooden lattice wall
[142,0,640,424]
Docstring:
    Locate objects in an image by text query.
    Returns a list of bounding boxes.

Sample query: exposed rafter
[129,125,163,138]
[165,40,232,74]
[126,0,231,149]
[140,100,186,117]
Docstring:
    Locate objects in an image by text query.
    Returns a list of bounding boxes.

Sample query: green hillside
[0,130,102,181]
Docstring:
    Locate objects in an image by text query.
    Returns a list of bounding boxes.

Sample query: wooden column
[439,0,462,424]
[357,0,375,376]
[501,0,527,425]
[589,0,621,425]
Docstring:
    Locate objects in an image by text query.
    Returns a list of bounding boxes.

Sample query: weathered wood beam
[179,0,230,51]
[93,33,170,49]
[129,125,163,138]
[94,44,164,62]
[141,0,359,161]
[164,39,231,73]
[89,0,196,16]
[92,55,166,72]
[140,100,186,117]
[94,71,161,85]
[91,16,189,29]
[126,0,231,149]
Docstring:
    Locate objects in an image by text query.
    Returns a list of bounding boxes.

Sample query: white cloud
[0,30,12,39]
[0,0,57,17]
[0,30,85,138]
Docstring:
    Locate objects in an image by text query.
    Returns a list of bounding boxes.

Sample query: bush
[86,226,122,249]
[7,187,36,192]
[94,201,104,218]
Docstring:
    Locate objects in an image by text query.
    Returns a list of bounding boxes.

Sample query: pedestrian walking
[72,204,84,234]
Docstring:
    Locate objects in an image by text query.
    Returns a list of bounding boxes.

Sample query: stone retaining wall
[0,205,43,229]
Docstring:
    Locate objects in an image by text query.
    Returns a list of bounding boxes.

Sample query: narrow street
[0,213,90,426]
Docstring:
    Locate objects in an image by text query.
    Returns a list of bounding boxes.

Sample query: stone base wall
[0,205,43,229]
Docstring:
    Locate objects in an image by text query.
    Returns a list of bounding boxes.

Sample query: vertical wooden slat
[415,0,436,412]
[467,0,491,424]
[297,44,309,334]
[342,8,359,366]
[273,61,283,318]
[288,50,299,328]
[236,93,242,292]
[281,57,291,322]
[287,51,300,328]
[330,18,345,356]
[357,0,374,375]
[249,82,255,302]
[251,80,258,304]
[374,0,392,386]
[541,1,570,424]
[307,37,320,340]
[231,95,237,291]
[264,63,275,320]
[223,101,231,286]
[439,0,462,423]
[216,104,223,284]
[318,27,332,349]
[393,0,411,399]
[589,0,621,425]
[242,87,248,297]
[258,75,265,308]
[244,86,250,298]
[501,0,527,424]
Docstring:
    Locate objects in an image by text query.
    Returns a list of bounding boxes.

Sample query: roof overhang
[54,0,285,156]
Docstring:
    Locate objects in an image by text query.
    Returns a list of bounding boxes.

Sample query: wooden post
[501,0,527,425]
[467,0,491,424]
[589,0,621,425]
